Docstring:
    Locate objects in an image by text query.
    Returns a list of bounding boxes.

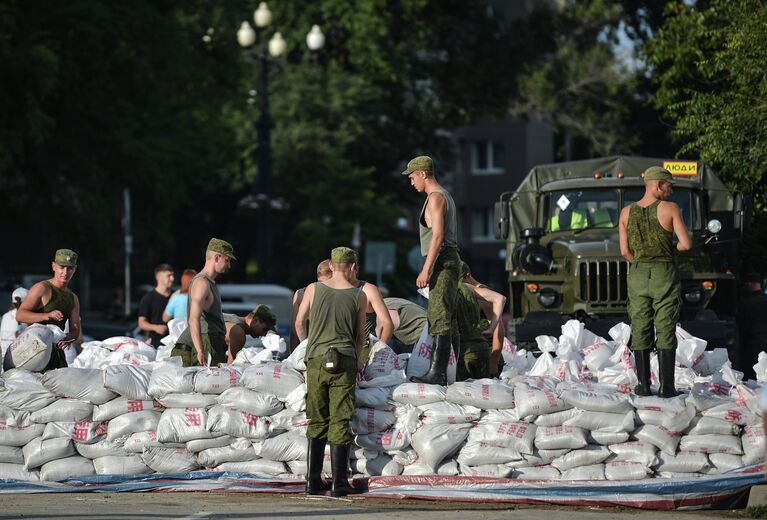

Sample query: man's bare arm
[295,284,314,342]
[417,193,446,288]
[356,291,368,356]
[289,288,304,351]
[672,204,692,251]
[467,283,506,335]
[62,294,81,346]
[365,284,393,344]
[188,278,210,365]
[16,283,55,325]
[619,206,633,263]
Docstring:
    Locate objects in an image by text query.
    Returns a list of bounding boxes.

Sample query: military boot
[410,335,451,386]
[658,349,679,398]
[305,438,329,495]
[633,349,652,396]
[330,443,351,497]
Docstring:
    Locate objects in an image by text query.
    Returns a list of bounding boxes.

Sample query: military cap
[54,249,78,267]
[331,246,357,265]
[207,238,236,260]
[250,304,277,331]
[401,155,434,176]
[459,261,471,279]
[643,166,675,184]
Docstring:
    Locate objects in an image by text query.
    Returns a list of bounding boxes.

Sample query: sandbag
[653,450,709,473]
[707,453,744,474]
[410,423,471,470]
[141,447,200,473]
[350,453,403,476]
[5,324,57,372]
[93,455,151,475]
[156,393,218,409]
[630,394,687,414]
[456,441,522,466]
[563,410,634,433]
[523,448,570,467]
[147,364,197,398]
[363,341,402,381]
[686,416,741,436]
[351,407,396,435]
[215,387,284,417]
[391,383,446,406]
[123,431,183,453]
[214,459,286,476]
[514,383,569,418]
[93,397,163,422]
[42,420,107,444]
[559,463,605,481]
[39,456,94,481]
[702,402,758,426]
[459,463,513,477]
[75,439,129,459]
[103,365,152,400]
[406,326,457,385]
[29,399,93,424]
[467,421,536,455]
[156,407,214,443]
[107,410,162,441]
[551,445,611,472]
[206,405,270,439]
[402,459,459,476]
[635,409,665,426]
[23,437,75,470]
[41,368,116,405]
[608,441,658,466]
[605,461,650,481]
[193,366,243,394]
[0,423,44,446]
[0,445,23,464]
[588,431,630,445]
[445,379,515,410]
[269,409,308,433]
[633,425,681,455]
[741,425,766,465]
[535,426,588,450]
[355,426,411,451]
[534,408,581,427]
[582,341,614,372]
[512,465,560,480]
[284,384,306,412]
[240,362,303,400]
[283,340,307,372]
[187,435,234,453]
[418,402,481,425]
[679,434,743,455]
[0,404,30,426]
[0,370,57,411]
[0,462,39,480]
[356,386,393,409]
[253,431,307,462]
[559,389,632,413]
[198,439,255,467]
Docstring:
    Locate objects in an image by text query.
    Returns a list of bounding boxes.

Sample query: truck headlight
[683,288,702,304]
[538,288,559,308]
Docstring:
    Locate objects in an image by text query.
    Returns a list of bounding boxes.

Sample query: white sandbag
[459,463,513,477]
[534,408,581,427]
[0,404,29,426]
[535,426,588,450]
[389,447,417,466]
[605,461,650,481]
[406,325,457,385]
[523,448,570,467]
[156,407,214,443]
[445,379,515,410]
[240,362,303,400]
[608,441,658,466]
[103,365,152,401]
[0,462,39,480]
[418,402,481,425]
[402,459,458,476]
[742,425,766,464]
[661,403,697,434]
[467,421,536,455]
[560,389,632,413]
[514,383,569,418]
[686,416,741,436]
[633,425,681,455]
[391,383,446,405]
[214,459,286,476]
[253,432,307,462]
[356,386,393,409]
[0,423,44,446]
[157,393,218,409]
[456,441,522,466]
[75,439,128,459]
[351,453,403,476]
[410,423,471,470]
[198,439,255,467]
[588,431,630,445]
[23,437,75,470]
[232,346,272,366]
[39,456,94,481]
[635,408,665,426]
[582,341,615,373]
[41,368,116,405]
[30,399,93,423]
[688,382,733,412]
[284,383,306,412]
[186,435,233,453]
[147,363,197,398]
[0,370,57,411]
[708,453,744,474]
[0,445,23,464]
[107,410,162,441]
[653,450,709,473]
[123,431,183,453]
[283,340,307,372]
[355,426,411,451]
[679,434,743,455]
[352,407,396,435]
[702,402,757,426]
[630,394,687,414]
[560,463,605,481]
[563,410,634,433]
[93,397,163,422]
[551,445,610,472]
[269,409,307,433]
[216,387,284,417]
[193,366,243,394]
[512,465,560,480]
[206,405,270,439]
[364,340,402,381]
[93,455,151,475]
[479,409,521,424]
[141,447,200,473]
[5,324,58,372]
[352,446,380,461]
[42,421,107,444]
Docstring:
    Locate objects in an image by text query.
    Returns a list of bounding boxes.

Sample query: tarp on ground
[0,464,763,510]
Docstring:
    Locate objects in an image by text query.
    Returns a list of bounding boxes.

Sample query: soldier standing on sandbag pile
[16,249,82,370]
[290,259,332,351]
[403,155,461,386]
[619,167,691,397]
[172,238,234,367]
[295,247,367,497]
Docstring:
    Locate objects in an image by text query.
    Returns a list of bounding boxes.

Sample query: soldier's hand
[55,338,76,350]
[155,324,169,336]
[416,270,429,289]
[47,310,64,322]
[196,349,207,367]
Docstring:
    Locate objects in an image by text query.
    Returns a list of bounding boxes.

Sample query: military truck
[494,156,750,365]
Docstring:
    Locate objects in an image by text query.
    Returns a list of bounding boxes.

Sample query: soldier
[619,167,691,397]
[171,238,234,367]
[738,272,767,379]
[403,155,461,386]
[224,304,278,362]
[380,297,427,352]
[16,249,82,370]
[295,247,367,497]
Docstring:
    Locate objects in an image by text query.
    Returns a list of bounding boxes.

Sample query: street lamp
[237,4,324,281]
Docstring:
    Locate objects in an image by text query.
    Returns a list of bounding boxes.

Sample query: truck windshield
[623,188,701,230]
[543,189,619,232]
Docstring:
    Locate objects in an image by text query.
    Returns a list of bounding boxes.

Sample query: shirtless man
[224,304,277,362]
[290,259,332,351]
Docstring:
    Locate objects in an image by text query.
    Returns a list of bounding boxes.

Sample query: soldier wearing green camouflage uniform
[295,247,367,498]
[402,155,460,386]
[619,167,692,398]
[455,262,491,380]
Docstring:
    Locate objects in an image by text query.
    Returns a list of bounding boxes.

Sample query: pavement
[1,484,766,520]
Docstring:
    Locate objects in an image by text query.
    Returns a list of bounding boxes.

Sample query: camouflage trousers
[305,354,356,444]
[627,262,680,351]
[171,332,227,367]
[428,247,461,336]
[456,342,489,381]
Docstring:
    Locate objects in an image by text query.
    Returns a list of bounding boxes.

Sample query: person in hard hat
[0,287,29,363]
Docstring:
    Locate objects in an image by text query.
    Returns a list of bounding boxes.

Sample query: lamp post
[237,4,324,281]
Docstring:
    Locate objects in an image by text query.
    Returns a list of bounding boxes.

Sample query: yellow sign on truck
[663,161,698,176]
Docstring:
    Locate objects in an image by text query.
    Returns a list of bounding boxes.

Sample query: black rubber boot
[330,444,351,497]
[410,335,451,386]
[633,349,652,396]
[658,349,679,398]
[305,438,329,495]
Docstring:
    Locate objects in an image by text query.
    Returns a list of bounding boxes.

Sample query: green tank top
[306,283,361,360]
[384,297,427,345]
[36,282,74,330]
[419,188,458,256]
[224,313,248,334]
[455,284,489,352]
[186,273,225,334]
[627,200,674,263]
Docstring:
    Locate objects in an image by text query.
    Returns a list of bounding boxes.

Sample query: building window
[471,140,505,175]
[470,208,496,241]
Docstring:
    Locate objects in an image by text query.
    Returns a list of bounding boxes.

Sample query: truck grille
[578,260,628,307]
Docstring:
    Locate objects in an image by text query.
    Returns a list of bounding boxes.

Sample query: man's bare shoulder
[658,200,681,213]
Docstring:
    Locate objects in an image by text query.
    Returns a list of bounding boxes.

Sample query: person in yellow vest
[549,208,588,231]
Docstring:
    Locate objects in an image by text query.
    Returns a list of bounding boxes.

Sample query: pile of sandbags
[0,322,764,483]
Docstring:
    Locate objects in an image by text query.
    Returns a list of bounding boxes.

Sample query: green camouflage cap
[331,246,357,265]
[54,249,78,267]
[401,155,434,176]
[459,261,471,279]
[643,166,675,184]
[250,304,277,331]
[207,238,236,260]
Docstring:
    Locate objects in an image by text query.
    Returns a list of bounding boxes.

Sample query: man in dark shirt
[138,263,174,347]
[738,272,767,379]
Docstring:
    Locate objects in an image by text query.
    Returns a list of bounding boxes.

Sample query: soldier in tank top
[619,167,692,398]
